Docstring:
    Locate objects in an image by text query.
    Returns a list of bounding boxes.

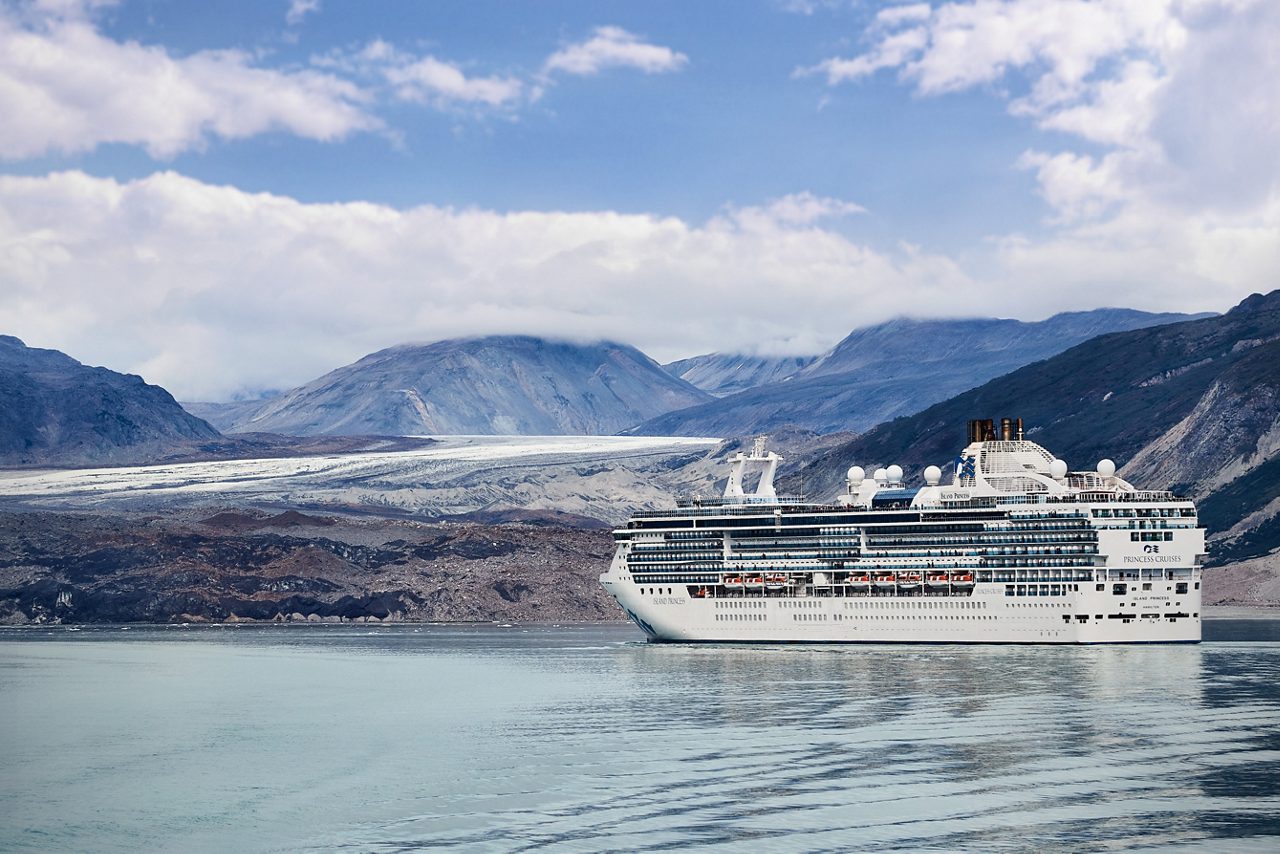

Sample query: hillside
[631,309,1209,436]
[781,291,1280,565]
[664,354,817,397]
[0,336,220,466]
[211,336,713,437]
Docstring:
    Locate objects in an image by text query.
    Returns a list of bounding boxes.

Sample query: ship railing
[672,495,810,509]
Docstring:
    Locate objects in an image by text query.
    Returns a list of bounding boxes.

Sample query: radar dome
[872,467,888,483]
[847,466,865,484]
[923,465,942,485]
[1097,459,1116,478]
[1049,459,1068,479]
[886,464,904,483]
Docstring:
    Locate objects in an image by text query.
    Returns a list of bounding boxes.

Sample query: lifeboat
[950,572,975,586]
[764,574,787,591]
[692,587,708,598]
[872,573,897,587]
[899,572,922,587]
[722,576,744,590]
[926,573,950,586]
[743,576,764,590]
[848,574,870,585]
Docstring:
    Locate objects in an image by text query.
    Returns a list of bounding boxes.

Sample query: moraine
[600,418,1205,644]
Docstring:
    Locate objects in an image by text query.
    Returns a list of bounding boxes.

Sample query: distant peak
[1231,289,1280,315]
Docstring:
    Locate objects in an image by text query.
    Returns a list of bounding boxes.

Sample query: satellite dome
[847,466,865,484]
[1049,459,1068,479]
[872,467,888,483]
[1097,459,1116,478]
[923,465,942,485]
[886,464,904,483]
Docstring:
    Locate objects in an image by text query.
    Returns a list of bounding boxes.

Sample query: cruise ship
[600,419,1204,643]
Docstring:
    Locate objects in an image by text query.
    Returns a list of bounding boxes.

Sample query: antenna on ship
[723,435,782,502]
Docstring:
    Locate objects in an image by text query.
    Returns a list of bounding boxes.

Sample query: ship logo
[1143,544,1160,553]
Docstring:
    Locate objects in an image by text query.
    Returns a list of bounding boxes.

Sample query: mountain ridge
[0,335,220,466]
[630,309,1211,437]
[209,335,714,437]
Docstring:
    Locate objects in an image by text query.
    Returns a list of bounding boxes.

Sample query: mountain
[780,291,1280,565]
[664,353,817,397]
[0,335,220,465]
[214,335,714,436]
[182,398,273,430]
[629,309,1211,437]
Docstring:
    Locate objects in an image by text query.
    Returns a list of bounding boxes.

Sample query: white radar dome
[1097,459,1116,478]
[873,467,888,483]
[1049,459,1068,479]
[847,466,865,484]
[886,464,904,483]
[923,465,942,485]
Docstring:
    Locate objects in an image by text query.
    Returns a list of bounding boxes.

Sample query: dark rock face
[781,291,1280,565]
[632,309,1211,437]
[0,335,220,465]
[0,510,619,624]
[212,335,713,437]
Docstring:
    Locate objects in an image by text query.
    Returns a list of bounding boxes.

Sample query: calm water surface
[2,620,1280,852]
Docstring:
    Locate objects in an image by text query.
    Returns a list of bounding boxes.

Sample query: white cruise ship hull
[602,570,1201,644]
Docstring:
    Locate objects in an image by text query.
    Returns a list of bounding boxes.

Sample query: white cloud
[382,54,524,108]
[802,0,1280,321]
[0,2,378,159]
[315,40,525,109]
[728,192,867,228]
[286,0,320,27]
[0,171,982,400]
[543,26,687,77]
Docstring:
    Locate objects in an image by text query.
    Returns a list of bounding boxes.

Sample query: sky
[1,0,1277,401]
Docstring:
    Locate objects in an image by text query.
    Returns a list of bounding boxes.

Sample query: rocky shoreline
[0,508,620,625]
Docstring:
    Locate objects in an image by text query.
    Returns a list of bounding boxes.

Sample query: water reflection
[337,629,1279,852]
[1,623,1278,852]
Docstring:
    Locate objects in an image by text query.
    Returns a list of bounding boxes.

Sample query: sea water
[2,620,1279,852]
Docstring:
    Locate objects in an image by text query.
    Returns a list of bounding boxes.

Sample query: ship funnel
[967,419,997,443]
[1000,418,1014,441]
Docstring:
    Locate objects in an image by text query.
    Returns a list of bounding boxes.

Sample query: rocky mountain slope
[632,309,1208,437]
[781,291,1280,566]
[664,354,817,397]
[207,336,713,437]
[0,336,220,466]
[0,509,616,624]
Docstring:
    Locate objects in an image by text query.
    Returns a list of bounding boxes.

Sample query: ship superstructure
[600,420,1204,643]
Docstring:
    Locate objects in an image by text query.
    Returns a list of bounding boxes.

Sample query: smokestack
[969,418,1001,442]
[1000,417,1014,441]
[1016,417,1024,440]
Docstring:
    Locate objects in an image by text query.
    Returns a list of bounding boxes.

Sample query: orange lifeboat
[723,576,744,590]
[950,572,975,585]
[926,573,950,586]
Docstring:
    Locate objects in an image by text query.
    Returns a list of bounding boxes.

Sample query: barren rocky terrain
[0,508,618,625]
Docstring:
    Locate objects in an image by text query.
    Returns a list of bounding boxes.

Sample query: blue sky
[1,0,1277,399]
[34,1,1046,247]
